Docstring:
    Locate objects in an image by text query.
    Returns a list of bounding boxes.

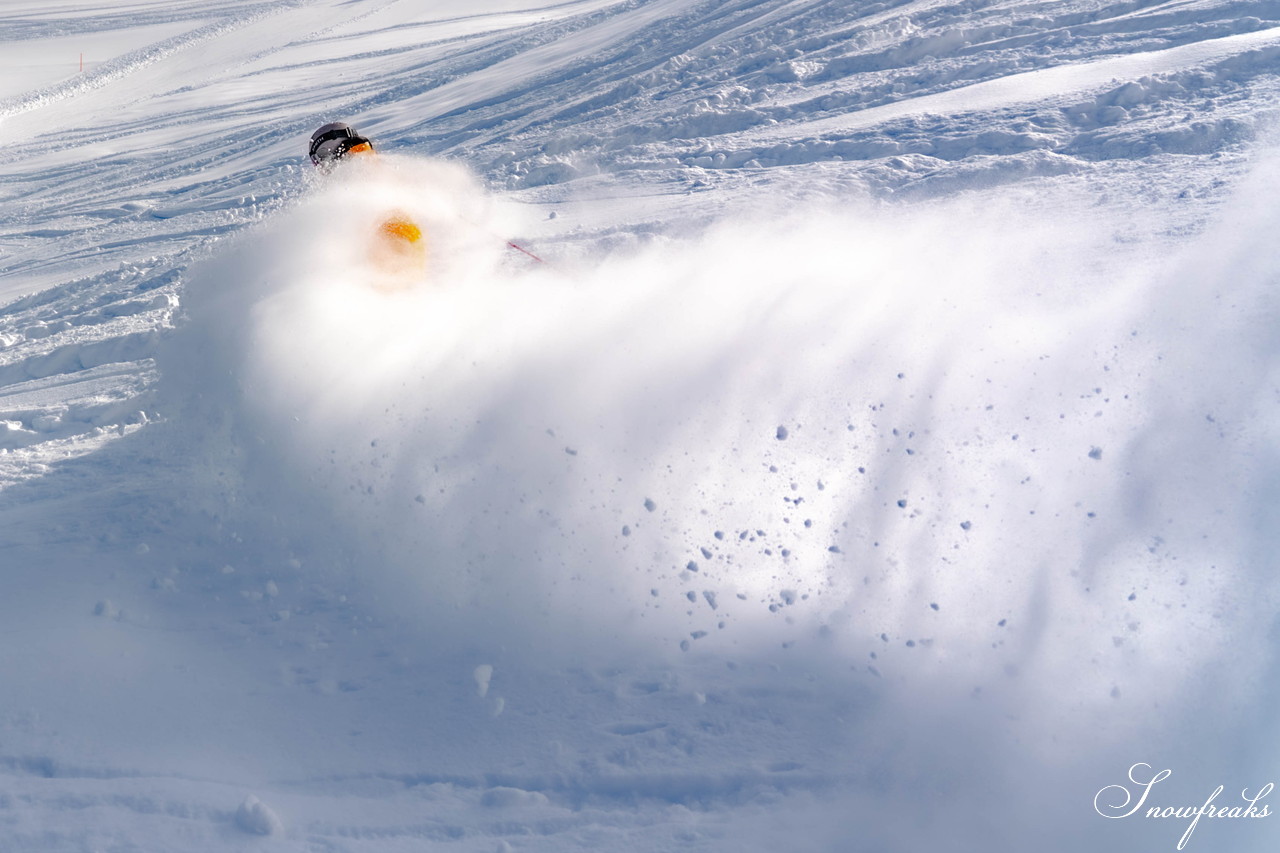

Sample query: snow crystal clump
[474,664,494,698]
[235,795,284,836]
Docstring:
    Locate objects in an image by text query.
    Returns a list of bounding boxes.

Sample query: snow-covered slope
[2,0,1279,850]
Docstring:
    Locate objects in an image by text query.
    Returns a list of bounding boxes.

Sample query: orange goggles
[346,141,373,155]
[381,217,422,242]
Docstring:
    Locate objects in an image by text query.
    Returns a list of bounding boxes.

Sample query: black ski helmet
[309,122,374,165]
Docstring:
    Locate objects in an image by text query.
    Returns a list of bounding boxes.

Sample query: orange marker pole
[80,53,84,72]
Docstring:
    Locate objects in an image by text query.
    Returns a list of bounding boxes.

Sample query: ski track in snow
[2,0,1280,850]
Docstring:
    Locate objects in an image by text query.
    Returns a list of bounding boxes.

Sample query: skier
[308,122,375,167]
[308,121,425,282]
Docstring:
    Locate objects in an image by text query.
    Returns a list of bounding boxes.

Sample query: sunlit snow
[1,0,1278,850]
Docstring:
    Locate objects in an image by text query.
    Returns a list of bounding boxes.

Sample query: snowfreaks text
[1094,762,1273,850]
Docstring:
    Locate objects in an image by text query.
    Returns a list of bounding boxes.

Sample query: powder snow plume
[159,152,1279,787]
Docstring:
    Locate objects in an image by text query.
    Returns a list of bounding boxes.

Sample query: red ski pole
[506,240,545,264]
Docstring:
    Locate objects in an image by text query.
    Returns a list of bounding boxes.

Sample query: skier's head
[309,122,374,167]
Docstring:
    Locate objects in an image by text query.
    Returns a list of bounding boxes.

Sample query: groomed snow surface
[1,0,1279,850]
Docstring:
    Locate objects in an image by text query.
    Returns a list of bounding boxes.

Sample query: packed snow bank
[161,151,1277,762]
